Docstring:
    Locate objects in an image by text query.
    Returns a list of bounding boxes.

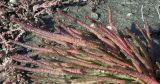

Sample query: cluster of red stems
[9,6,160,84]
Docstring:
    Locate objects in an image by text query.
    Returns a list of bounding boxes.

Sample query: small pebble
[9,0,17,4]
[107,26,112,30]
[90,23,95,28]
[82,0,87,1]
[91,12,99,20]
[127,13,132,17]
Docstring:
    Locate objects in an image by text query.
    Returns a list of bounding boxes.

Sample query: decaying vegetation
[0,0,160,84]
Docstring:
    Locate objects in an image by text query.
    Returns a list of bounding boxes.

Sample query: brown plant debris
[0,1,160,83]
